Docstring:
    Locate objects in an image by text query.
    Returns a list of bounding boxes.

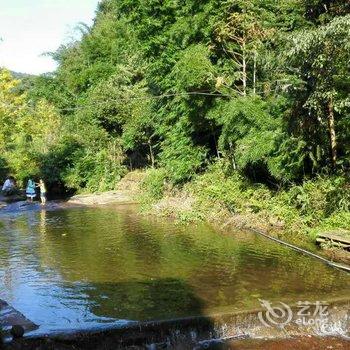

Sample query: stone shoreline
[67,190,138,206]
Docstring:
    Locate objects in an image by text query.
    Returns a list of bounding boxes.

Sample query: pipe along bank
[249,228,350,273]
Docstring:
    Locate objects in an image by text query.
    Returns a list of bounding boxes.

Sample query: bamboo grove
[0,0,349,194]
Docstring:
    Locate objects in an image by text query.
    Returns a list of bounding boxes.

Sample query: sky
[0,0,100,75]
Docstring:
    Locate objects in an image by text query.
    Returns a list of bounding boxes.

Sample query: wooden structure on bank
[316,232,350,251]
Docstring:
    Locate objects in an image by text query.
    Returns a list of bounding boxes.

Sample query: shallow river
[0,204,349,334]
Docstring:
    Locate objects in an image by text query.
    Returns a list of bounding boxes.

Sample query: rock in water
[0,299,38,336]
[10,325,24,338]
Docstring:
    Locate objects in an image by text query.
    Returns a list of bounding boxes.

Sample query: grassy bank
[138,162,350,247]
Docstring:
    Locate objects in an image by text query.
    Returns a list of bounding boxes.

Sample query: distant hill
[8,71,36,92]
[10,71,35,79]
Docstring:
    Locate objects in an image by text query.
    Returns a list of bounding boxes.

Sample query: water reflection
[0,205,349,333]
[39,209,47,237]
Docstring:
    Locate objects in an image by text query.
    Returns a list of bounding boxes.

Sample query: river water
[0,204,349,334]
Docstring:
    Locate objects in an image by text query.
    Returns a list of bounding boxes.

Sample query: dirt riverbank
[66,171,145,206]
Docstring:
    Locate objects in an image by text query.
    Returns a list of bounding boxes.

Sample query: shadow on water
[4,279,229,350]
[70,279,226,350]
[86,279,204,322]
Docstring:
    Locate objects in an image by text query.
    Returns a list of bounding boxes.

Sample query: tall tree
[288,15,350,170]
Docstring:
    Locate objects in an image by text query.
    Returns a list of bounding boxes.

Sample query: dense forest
[1,0,350,235]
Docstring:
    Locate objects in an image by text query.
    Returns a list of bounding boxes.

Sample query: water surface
[0,205,349,333]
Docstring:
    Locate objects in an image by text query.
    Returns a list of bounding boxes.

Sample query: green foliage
[171,162,350,238]
[190,161,273,215]
[211,96,286,179]
[0,157,9,183]
[38,137,81,187]
[0,69,62,185]
[64,140,126,192]
[170,44,215,91]
[1,0,349,208]
[274,176,350,231]
[141,168,167,202]
[160,126,207,184]
[286,15,350,171]
[0,69,127,192]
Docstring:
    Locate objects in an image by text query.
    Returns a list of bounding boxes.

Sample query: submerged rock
[0,299,38,338]
[10,325,24,338]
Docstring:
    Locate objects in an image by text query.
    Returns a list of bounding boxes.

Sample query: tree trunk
[253,51,257,95]
[213,130,220,159]
[328,96,337,169]
[148,139,155,168]
[242,41,247,96]
[229,142,236,170]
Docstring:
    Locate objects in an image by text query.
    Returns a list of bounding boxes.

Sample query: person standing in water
[37,179,47,205]
[26,179,36,202]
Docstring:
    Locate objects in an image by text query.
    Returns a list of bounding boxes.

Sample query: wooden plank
[317,232,350,246]
[316,237,350,249]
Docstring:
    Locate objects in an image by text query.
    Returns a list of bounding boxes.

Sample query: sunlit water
[0,205,349,334]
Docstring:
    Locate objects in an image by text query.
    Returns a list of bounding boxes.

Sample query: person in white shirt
[2,176,15,196]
